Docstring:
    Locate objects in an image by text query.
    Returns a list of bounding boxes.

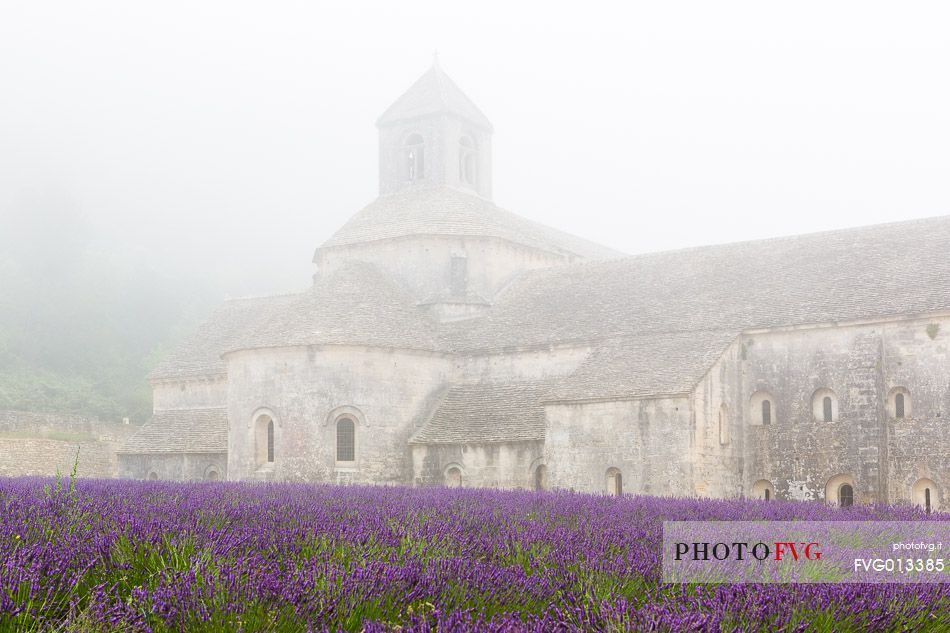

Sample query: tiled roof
[153,215,950,405]
[410,381,553,444]
[223,262,439,353]
[547,331,739,401]
[149,293,301,381]
[444,215,950,354]
[318,186,623,260]
[118,407,228,454]
[376,64,493,130]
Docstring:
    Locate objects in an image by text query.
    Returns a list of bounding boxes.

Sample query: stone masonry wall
[544,397,692,495]
[411,441,543,489]
[316,236,567,309]
[225,345,453,484]
[735,315,950,508]
[0,410,137,478]
[118,452,227,481]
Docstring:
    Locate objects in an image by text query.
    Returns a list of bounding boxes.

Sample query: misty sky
[2,1,948,296]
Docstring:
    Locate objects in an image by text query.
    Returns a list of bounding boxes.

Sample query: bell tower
[376,60,493,199]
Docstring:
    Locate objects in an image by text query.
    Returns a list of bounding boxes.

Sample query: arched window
[147,472,158,481]
[826,474,855,507]
[534,465,547,491]
[718,403,730,445]
[404,133,424,181]
[750,391,775,426]
[912,479,939,514]
[606,468,623,496]
[838,484,854,507]
[812,389,838,422]
[458,136,477,186]
[205,466,220,481]
[445,466,462,488]
[336,417,355,462]
[267,420,274,462]
[888,387,911,419]
[751,479,775,501]
[254,413,275,466]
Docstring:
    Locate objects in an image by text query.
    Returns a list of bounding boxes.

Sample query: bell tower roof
[376,62,493,132]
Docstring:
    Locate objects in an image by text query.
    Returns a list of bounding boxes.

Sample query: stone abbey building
[119,64,950,512]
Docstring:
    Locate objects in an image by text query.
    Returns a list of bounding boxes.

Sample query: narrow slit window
[823,397,833,422]
[266,419,275,463]
[762,400,771,426]
[404,134,425,181]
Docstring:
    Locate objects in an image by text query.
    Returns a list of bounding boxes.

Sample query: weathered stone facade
[119,64,950,513]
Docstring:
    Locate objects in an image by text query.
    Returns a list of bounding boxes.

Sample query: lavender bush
[1,477,947,631]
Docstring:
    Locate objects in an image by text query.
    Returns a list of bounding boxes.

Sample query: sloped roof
[377,63,493,131]
[410,381,553,444]
[149,293,302,381]
[153,215,950,406]
[547,331,739,402]
[118,407,227,454]
[317,185,623,260]
[223,261,439,353]
[443,215,950,355]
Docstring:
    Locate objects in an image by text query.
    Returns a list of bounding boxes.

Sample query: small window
[458,136,477,186]
[336,417,355,462]
[254,413,276,466]
[812,389,838,422]
[445,466,462,488]
[718,404,730,445]
[838,484,854,507]
[826,474,854,506]
[606,468,623,496]
[147,472,158,481]
[533,465,547,491]
[888,387,911,419]
[266,420,275,462]
[752,479,775,501]
[450,256,468,295]
[404,133,425,181]
[750,391,775,426]
[912,478,939,513]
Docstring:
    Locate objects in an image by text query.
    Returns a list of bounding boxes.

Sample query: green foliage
[44,446,81,501]
[0,197,219,423]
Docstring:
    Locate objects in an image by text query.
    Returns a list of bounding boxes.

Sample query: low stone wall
[0,410,137,478]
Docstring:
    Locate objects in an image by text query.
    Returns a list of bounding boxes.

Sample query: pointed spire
[376,63,492,131]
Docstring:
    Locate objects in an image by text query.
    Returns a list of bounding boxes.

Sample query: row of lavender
[1,477,947,631]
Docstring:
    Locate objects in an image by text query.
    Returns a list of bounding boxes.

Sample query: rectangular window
[450,256,468,295]
[336,419,355,462]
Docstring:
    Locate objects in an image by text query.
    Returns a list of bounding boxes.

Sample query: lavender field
[2,477,947,632]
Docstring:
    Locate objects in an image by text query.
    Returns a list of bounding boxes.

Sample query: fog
[2,1,948,296]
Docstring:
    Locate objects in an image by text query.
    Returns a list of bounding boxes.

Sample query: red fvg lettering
[774,542,822,561]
